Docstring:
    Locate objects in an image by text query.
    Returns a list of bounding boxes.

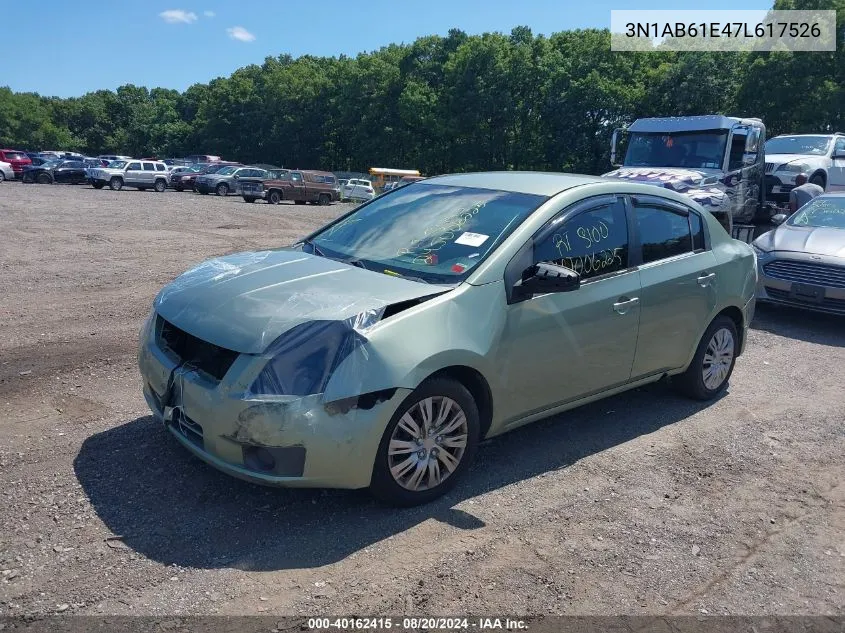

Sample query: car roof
[769,133,842,138]
[421,171,605,196]
[628,115,760,133]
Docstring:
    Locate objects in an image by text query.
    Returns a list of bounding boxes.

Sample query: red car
[0,149,32,178]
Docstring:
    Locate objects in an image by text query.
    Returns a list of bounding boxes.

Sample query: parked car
[88,159,170,191]
[184,154,222,164]
[21,159,88,184]
[167,166,194,187]
[173,162,241,192]
[163,158,191,167]
[0,161,13,182]
[139,171,756,505]
[764,133,845,201]
[0,149,32,179]
[98,154,133,162]
[753,193,845,314]
[341,178,375,202]
[195,166,268,196]
[241,169,340,205]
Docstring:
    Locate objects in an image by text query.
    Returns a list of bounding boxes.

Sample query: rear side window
[143,163,155,171]
[535,201,629,281]
[155,164,166,171]
[690,212,705,251]
[635,205,693,264]
[291,172,303,182]
[127,162,141,171]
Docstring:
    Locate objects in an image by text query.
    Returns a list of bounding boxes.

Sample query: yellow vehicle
[369,167,421,191]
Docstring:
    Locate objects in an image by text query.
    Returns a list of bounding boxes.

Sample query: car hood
[756,225,845,258]
[601,167,730,212]
[765,153,823,167]
[154,248,446,354]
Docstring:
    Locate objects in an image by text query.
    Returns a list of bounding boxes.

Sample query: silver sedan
[753,193,845,314]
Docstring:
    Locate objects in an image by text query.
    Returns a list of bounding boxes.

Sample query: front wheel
[267,190,281,205]
[673,315,738,400]
[216,183,229,196]
[109,177,123,191]
[809,172,826,189]
[370,378,480,506]
[154,179,167,193]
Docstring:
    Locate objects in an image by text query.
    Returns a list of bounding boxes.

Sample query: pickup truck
[240,169,340,205]
[605,115,769,235]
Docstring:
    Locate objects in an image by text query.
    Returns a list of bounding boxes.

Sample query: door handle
[697,272,716,287]
[612,297,640,314]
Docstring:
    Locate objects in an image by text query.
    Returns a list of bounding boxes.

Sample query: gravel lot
[0,182,843,617]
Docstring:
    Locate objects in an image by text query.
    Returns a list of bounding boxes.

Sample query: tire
[369,377,480,506]
[0,171,5,182]
[154,179,167,193]
[243,197,256,203]
[92,183,104,189]
[109,177,123,191]
[36,173,53,185]
[318,193,331,206]
[216,183,229,197]
[809,172,826,189]
[673,315,739,401]
[267,190,281,205]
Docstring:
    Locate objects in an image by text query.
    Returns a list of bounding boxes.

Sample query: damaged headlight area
[247,310,382,398]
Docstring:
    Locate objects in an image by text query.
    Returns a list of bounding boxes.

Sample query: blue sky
[2,0,772,98]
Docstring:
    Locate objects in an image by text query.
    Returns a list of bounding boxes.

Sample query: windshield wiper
[301,238,325,257]
[343,257,369,271]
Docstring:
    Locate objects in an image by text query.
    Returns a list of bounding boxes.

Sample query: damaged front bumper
[139,330,409,489]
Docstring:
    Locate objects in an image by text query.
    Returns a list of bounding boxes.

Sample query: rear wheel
[216,183,229,196]
[109,177,123,191]
[267,190,281,205]
[154,179,167,193]
[318,193,331,206]
[370,378,480,506]
[673,315,738,401]
[243,196,256,203]
[36,173,52,185]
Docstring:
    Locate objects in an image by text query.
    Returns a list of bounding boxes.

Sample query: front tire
[267,190,281,205]
[109,177,123,191]
[674,315,738,401]
[216,183,229,196]
[809,172,826,189]
[370,378,480,506]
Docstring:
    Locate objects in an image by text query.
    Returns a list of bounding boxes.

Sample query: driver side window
[534,202,629,281]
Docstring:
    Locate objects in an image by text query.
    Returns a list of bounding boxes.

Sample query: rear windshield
[4,151,27,160]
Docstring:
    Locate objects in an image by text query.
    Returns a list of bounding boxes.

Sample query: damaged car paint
[140,172,756,505]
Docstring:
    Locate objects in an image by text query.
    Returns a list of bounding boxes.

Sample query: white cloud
[159,9,198,24]
[204,10,215,18]
[226,26,255,42]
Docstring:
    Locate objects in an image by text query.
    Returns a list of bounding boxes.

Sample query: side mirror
[771,213,788,226]
[234,174,240,179]
[518,262,580,297]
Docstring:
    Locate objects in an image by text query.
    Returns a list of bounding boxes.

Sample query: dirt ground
[0,182,842,617]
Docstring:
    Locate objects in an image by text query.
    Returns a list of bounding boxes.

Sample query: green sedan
[139,172,757,505]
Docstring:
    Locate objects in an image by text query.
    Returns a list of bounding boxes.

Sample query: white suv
[88,159,170,192]
[764,133,845,200]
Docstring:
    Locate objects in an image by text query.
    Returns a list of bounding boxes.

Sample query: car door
[125,162,143,185]
[496,195,642,423]
[68,161,85,183]
[628,195,719,379]
[290,171,305,199]
[53,161,72,183]
[829,137,845,192]
[141,162,157,186]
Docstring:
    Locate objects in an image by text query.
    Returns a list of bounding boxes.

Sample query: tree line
[0,0,842,176]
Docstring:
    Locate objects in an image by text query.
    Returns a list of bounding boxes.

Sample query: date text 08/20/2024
[307,617,529,630]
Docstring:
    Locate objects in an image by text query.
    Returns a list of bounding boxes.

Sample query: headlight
[780,163,809,173]
[248,312,380,397]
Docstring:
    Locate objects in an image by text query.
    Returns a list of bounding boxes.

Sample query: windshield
[789,197,845,229]
[765,136,831,156]
[308,183,546,283]
[203,164,229,173]
[109,161,127,169]
[624,131,728,169]
[216,166,237,176]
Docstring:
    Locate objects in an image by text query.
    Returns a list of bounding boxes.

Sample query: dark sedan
[754,193,845,314]
[22,159,88,184]
[171,162,241,192]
